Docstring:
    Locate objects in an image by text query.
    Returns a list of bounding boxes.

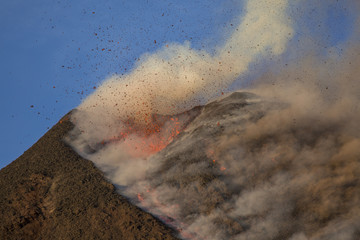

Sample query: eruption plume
[67,0,360,239]
[70,0,292,149]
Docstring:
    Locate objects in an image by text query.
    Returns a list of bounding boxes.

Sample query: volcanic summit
[2,91,359,239]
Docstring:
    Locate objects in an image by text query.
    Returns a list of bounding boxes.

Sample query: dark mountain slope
[0,112,179,240]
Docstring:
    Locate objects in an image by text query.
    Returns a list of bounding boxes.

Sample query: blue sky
[0,0,243,169]
[0,0,355,169]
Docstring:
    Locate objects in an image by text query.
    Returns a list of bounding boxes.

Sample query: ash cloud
[70,0,292,146]
[67,0,360,239]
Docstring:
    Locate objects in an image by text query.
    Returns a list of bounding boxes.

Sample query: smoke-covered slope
[79,91,360,240]
[158,91,359,239]
[0,112,179,240]
[146,91,360,239]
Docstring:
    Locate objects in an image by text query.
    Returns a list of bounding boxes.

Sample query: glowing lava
[100,113,191,158]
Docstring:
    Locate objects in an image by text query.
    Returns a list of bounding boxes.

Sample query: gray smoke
[67,0,360,239]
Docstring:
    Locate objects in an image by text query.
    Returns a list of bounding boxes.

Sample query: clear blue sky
[0,0,354,169]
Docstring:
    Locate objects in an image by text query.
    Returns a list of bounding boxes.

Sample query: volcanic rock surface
[0,113,179,240]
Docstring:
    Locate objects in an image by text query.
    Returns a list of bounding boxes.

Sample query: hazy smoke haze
[67,0,360,239]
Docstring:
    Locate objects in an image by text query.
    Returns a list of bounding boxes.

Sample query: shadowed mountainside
[0,112,179,240]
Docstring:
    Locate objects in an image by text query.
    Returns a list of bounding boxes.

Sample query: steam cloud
[68,0,360,239]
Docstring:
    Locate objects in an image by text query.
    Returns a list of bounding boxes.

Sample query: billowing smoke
[70,0,292,149]
[67,0,360,239]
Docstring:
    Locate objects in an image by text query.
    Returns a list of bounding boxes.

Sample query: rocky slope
[0,112,179,240]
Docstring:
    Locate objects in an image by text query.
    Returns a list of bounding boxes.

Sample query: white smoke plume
[67,0,360,239]
[70,0,292,149]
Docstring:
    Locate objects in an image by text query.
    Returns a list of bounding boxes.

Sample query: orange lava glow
[207,147,228,172]
[103,114,183,157]
[137,193,144,202]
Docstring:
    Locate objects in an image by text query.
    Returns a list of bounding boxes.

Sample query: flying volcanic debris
[67,0,360,239]
[69,0,293,152]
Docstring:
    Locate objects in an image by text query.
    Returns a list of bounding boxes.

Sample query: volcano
[1,91,360,240]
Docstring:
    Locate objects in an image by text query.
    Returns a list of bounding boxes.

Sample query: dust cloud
[67,0,360,239]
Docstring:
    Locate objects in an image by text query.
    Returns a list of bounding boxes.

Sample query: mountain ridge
[0,112,179,240]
